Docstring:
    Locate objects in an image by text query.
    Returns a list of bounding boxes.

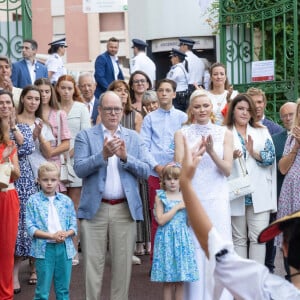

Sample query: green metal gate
[0,0,32,61]
[219,0,299,122]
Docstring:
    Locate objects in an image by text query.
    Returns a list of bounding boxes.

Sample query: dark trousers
[173,91,189,112]
[265,212,277,272]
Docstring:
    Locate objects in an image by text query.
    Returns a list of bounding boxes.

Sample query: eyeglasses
[102,107,123,114]
[281,113,294,120]
[133,79,147,84]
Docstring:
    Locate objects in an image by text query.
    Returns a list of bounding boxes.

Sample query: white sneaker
[132,255,141,265]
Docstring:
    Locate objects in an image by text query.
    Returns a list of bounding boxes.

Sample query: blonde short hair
[38,162,60,178]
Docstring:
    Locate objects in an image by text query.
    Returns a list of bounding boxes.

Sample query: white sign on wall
[251,60,275,82]
[83,0,128,13]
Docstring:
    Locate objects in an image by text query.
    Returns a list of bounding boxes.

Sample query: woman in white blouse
[55,75,90,265]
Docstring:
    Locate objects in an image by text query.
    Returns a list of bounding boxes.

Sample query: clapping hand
[2,75,13,92]
[180,136,204,184]
[33,118,43,140]
[292,126,300,145]
[204,134,214,154]
[245,135,254,156]
[2,142,15,161]
[9,108,17,128]
[103,136,127,161]
[233,149,243,159]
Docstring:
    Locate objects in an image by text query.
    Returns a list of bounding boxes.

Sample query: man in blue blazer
[11,39,48,88]
[92,37,124,124]
[74,91,151,300]
[247,87,283,135]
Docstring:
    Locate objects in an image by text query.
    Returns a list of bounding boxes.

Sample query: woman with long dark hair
[0,90,20,298]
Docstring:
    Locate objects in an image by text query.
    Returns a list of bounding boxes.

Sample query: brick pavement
[14,248,286,299]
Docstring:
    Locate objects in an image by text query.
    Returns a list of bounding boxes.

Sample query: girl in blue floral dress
[151,163,199,300]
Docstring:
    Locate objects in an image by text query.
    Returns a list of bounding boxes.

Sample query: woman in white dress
[207,62,238,125]
[56,75,91,264]
[174,90,234,300]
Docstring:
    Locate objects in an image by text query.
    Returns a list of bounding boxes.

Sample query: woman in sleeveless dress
[0,90,21,298]
[207,63,238,125]
[174,90,234,300]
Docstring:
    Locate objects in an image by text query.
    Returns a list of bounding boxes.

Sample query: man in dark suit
[92,37,124,124]
[74,91,151,300]
[11,39,48,88]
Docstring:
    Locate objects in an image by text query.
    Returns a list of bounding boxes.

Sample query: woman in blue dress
[151,163,199,300]
[12,89,38,293]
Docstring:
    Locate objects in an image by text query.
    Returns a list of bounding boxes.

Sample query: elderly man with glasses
[74,91,151,300]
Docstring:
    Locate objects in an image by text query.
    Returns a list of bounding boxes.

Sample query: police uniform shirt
[185,50,205,85]
[130,52,156,86]
[166,62,189,92]
[45,53,67,84]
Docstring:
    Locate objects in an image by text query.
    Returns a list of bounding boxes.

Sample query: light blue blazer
[11,59,48,88]
[74,124,151,221]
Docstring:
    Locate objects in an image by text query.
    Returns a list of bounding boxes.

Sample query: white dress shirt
[110,55,120,80]
[185,50,205,85]
[26,59,36,84]
[130,52,156,86]
[102,124,125,199]
[84,96,95,118]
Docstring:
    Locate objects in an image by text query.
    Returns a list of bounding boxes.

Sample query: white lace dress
[181,122,233,300]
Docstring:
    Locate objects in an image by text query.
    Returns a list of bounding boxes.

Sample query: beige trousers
[81,202,136,300]
[231,205,270,264]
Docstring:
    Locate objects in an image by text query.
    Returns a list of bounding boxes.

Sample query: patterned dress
[151,190,199,282]
[121,111,151,246]
[276,135,300,246]
[13,123,37,257]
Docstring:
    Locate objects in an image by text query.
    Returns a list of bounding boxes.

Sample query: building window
[12,13,22,22]
[99,13,124,31]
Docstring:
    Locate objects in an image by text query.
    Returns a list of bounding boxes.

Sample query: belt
[0,183,15,192]
[102,198,126,205]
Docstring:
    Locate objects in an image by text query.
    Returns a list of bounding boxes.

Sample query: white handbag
[56,111,76,184]
[0,161,12,189]
[228,157,254,201]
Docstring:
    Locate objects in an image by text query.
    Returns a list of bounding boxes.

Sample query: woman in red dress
[0,90,20,299]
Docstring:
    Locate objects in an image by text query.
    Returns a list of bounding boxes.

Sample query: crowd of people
[0,35,300,300]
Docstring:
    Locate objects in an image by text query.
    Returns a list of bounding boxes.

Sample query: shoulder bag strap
[56,111,65,165]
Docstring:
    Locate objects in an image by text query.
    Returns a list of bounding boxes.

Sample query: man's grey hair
[78,71,96,84]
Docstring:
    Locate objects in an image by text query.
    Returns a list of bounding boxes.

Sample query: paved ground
[14,253,162,300]
[15,248,286,299]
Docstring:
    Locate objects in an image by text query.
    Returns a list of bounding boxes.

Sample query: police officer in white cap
[166,48,189,112]
[45,38,68,85]
[179,37,205,92]
[130,39,156,87]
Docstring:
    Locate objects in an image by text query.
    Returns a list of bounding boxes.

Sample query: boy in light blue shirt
[26,162,77,300]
